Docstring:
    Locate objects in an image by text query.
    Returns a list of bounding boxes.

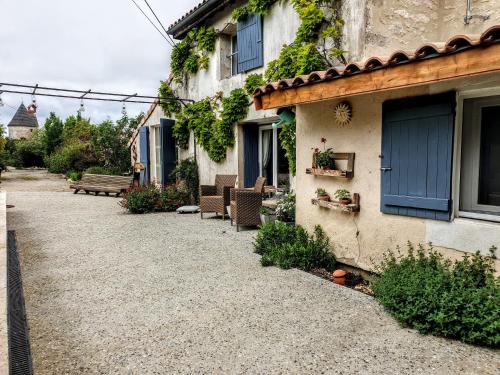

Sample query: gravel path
[4,175,500,374]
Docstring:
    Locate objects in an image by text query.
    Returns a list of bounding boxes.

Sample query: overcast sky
[0,0,200,131]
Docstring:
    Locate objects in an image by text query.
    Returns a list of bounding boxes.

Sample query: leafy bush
[45,142,96,173]
[120,185,160,214]
[159,185,190,211]
[255,221,335,271]
[83,166,115,175]
[120,184,190,214]
[66,171,82,181]
[170,158,199,204]
[275,193,295,222]
[372,243,500,347]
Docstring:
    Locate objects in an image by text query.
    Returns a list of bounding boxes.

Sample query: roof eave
[167,0,230,39]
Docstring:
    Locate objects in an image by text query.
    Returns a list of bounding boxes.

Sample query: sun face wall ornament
[334,101,352,127]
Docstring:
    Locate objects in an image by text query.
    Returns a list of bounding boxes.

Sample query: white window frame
[454,87,500,223]
[258,125,278,187]
[150,125,161,184]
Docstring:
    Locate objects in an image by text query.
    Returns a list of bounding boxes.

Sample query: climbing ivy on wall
[170,26,217,81]
[159,87,250,162]
[162,0,346,166]
[279,119,296,176]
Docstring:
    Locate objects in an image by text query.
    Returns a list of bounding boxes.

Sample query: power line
[129,0,174,47]
[142,0,177,46]
[0,82,193,105]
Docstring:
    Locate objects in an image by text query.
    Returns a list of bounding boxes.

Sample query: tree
[42,112,64,155]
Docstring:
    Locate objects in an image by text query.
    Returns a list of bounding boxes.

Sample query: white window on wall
[460,95,500,220]
[258,125,290,189]
[151,126,161,183]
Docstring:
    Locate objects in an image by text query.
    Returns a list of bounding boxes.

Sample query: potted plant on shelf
[313,138,334,170]
[260,207,276,225]
[315,188,330,201]
[334,189,351,205]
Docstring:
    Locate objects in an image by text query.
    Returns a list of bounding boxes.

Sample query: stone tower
[7,103,39,139]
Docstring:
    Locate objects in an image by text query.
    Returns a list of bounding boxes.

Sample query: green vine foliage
[232,0,277,21]
[279,119,296,176]
[158,81,181,117]
[170,26,217,81]
[169,89,250,162]
[264,0,345,81]
[244,73,266,95]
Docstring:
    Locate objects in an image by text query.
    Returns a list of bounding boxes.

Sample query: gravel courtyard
[4,171,500,374]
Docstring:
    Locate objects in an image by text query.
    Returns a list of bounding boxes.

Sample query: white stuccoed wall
[0,192,8,374]
[174,1,301,185]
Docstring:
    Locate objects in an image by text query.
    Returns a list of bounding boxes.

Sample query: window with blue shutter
[160,119,176,185]
[139,126,150,185]
[381,93,455,220]
[236,14,263,73]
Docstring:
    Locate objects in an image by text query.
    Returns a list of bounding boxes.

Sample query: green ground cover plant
[255,221,335,271]
[372,243,500,347]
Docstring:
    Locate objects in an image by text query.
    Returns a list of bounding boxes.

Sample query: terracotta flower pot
[332,269,347,285]
[318,195,330,202]
[340,198,352,205]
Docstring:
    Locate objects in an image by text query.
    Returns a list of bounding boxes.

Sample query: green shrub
[46,143,96,174]
[170,158,199,204]
[275,193,295,222]
[255,221,335,271]
[120,185,160,214]
[120,184,190,214]
[372,243,500,347]
[159,185,190,211]
[83,166,115,175]
[66,171,82,181]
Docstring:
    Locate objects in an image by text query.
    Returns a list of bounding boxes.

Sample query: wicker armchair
[199,174,237,220]
[230,177,266,231]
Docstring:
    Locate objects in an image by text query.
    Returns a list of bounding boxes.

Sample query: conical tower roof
[8,103,38,128]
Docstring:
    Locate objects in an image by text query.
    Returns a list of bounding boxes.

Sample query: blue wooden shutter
[381,93,455,220]
[244,125,259,188]
[160,119,176,185]
[139,126,150,185]
[237,14,263,73]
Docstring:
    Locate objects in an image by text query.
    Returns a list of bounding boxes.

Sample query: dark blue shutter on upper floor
[139,126,150,185]
[381,93,455,220]
[237,14,263,73]
[160,119,176,186]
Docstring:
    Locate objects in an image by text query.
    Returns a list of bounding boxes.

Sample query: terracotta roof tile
[254,25,500,98]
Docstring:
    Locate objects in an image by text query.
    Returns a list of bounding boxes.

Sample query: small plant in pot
[260,207,276,225]
[334,189,351,205]
[315,188,330,201]
[313,138,334,170]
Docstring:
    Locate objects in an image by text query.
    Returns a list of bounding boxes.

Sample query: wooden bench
[70,174,132,197]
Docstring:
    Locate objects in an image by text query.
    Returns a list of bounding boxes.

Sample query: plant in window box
[313,138,334,170]
[334,188,351,205]
[260,206,276,225]
[315,188,330,201]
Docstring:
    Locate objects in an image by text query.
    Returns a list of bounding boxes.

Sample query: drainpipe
[464,0,490,24]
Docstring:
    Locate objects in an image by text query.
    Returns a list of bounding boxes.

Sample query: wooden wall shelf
[311,193,360,213]
[308,152,355,178]
[306,168,351,178]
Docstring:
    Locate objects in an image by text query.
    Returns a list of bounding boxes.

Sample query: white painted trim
[455,86,500,222]
[458,211,500,223]
[258,125,279,187]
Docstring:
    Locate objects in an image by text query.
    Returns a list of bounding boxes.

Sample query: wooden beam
[255,44,500,110]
